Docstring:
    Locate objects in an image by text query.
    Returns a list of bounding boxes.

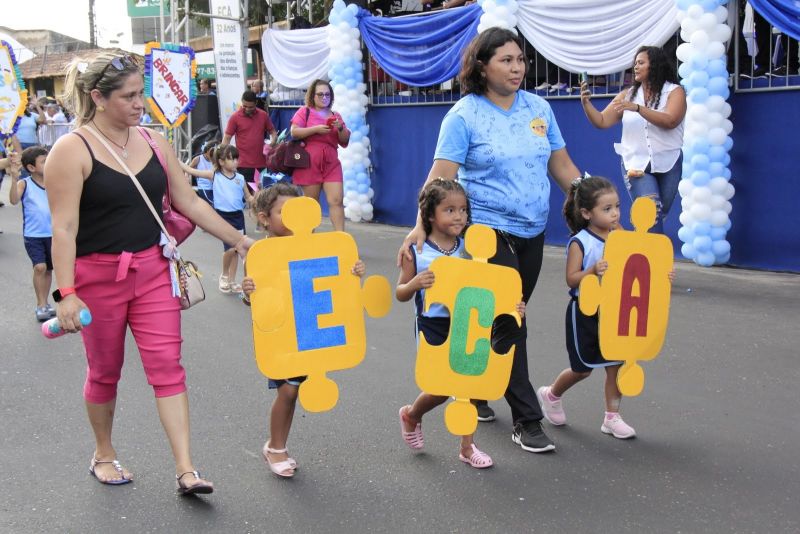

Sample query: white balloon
[723,200,733,214]
[708,176,729,194]
[706,95,726,112]
[700,13,717,32]
[691,30,710,50]
[692,186,712,203]
[681,197,693,210]
[345,190,358,200]
[712,24,732,43]
[722,119,733,134]
[687,5,703,20]
[706,41,726,59]
[688,104,709,121]
[708,127,727,145]
[679,211,696,227]
[368,187,375,199]
[676,43,693,62]
[724,183,735,200]
[710,210,729,227]
[714,5,728,23]
[678,179,695,197]
[357,194,369,205]
[709,194,727,210]
[691,203,712,221]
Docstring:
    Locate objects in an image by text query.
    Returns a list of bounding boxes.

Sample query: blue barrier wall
[364,91,800,272]
[271,91,799,271]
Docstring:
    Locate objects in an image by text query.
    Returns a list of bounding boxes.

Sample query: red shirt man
[222,90,277,184]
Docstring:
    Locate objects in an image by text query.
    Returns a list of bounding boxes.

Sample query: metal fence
[35,123,169,148]
[266,0,797,109]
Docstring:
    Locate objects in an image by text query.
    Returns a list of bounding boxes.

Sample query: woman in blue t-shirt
[399,27,583,455]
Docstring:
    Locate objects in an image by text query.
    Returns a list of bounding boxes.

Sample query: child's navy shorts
[268,377,306,390]
[24,236,53,270]
[565,298,620,373]
[216,209,245,251]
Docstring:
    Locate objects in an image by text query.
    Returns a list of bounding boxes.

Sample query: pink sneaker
[536,386,566,426]
[601,413,636,439]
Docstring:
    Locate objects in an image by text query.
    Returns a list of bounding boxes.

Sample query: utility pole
[89,0,96,47]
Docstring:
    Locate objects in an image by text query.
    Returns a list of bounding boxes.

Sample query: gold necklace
[92,122,131,159]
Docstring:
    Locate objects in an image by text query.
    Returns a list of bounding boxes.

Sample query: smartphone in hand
[580,71,589,85]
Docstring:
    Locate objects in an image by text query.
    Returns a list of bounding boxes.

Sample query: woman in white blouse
[580,46,686,234]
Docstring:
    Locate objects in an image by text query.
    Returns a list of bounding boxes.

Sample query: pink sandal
[459,444,493,469]
[262,442,296,478]
[399,406,424,450]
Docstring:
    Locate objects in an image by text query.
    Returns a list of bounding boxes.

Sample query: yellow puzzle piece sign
[417,224,522,436]
[246,197,392,412]
[579,197,674,396]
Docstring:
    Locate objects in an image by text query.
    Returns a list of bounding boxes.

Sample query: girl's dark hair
[251,182,302,220]
[202,140,217,155]
[627,46,679,110]
[459,27,524,96]
[562,176,616,234]
[419,178,470,235]
[212,144,239,167]
[304,79,334,109]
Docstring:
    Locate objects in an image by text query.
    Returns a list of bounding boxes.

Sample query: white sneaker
[534,82,550,91]
[601,413,636,439]
[548,82,567,93]
[536,386,566,426]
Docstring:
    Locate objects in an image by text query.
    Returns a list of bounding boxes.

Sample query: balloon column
[476,0,519,33]
[328,0,374,222]
[674,0,735,266]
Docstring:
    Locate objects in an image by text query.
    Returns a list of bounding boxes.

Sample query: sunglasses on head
[91,55,137,89]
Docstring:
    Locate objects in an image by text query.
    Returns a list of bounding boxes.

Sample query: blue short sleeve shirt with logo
[434,92,566,238]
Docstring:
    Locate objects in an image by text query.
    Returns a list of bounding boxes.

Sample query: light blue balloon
[350,131,362,142]
[708,146,727,162]
[716,251,731,264]
[676,0,693,10]
[711,239,731,256]
[692,154,710,170]
[678,62,692,78]
[690,87,709,103]
[682,162,693,176]
[681,243,697,259]
[708,162,725,177]
[708,76,729,97]
[710,227,727,240]
[691,52,709,70]
[694,221,712,236]
[345,180,357,190]
[691,170,711,185]
[692,71,710,87]
[724,220,732,231]
[356,183,369,194]
[694,235,713,252]
[678,226,695,243]
[697,251,716,267]
[708,59,728,78]
[723,136,733,151]
[723,168,732,179]
[701,0,717,12]
[692,137,710,154]
[356,172,368,182]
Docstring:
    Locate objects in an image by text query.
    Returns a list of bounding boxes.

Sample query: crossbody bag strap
[83,126,172,240]
[137,126,174,211]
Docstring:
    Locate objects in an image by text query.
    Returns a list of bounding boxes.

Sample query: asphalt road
[1,195,798,533]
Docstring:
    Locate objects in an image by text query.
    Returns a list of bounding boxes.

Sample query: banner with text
[144,42,197,127]
[210,0,246,131]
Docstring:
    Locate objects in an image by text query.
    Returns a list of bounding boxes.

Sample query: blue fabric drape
[358,5,482,87]
[749,0,800,40]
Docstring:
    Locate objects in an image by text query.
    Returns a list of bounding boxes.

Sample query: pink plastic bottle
[41,308,92,339]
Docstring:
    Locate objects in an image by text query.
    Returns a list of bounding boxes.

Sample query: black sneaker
[472,401,495,422]
[512,421,555,453]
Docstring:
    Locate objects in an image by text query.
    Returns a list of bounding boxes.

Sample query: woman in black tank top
[45,51,254,495]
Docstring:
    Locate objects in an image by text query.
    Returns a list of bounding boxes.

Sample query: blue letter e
[289,257,346,351]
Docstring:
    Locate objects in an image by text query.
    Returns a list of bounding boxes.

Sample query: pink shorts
[291,142,343,186]
[75,245,185,403]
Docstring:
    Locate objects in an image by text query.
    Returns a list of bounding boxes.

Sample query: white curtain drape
[261,27,331,89]
[517,0,681,74]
